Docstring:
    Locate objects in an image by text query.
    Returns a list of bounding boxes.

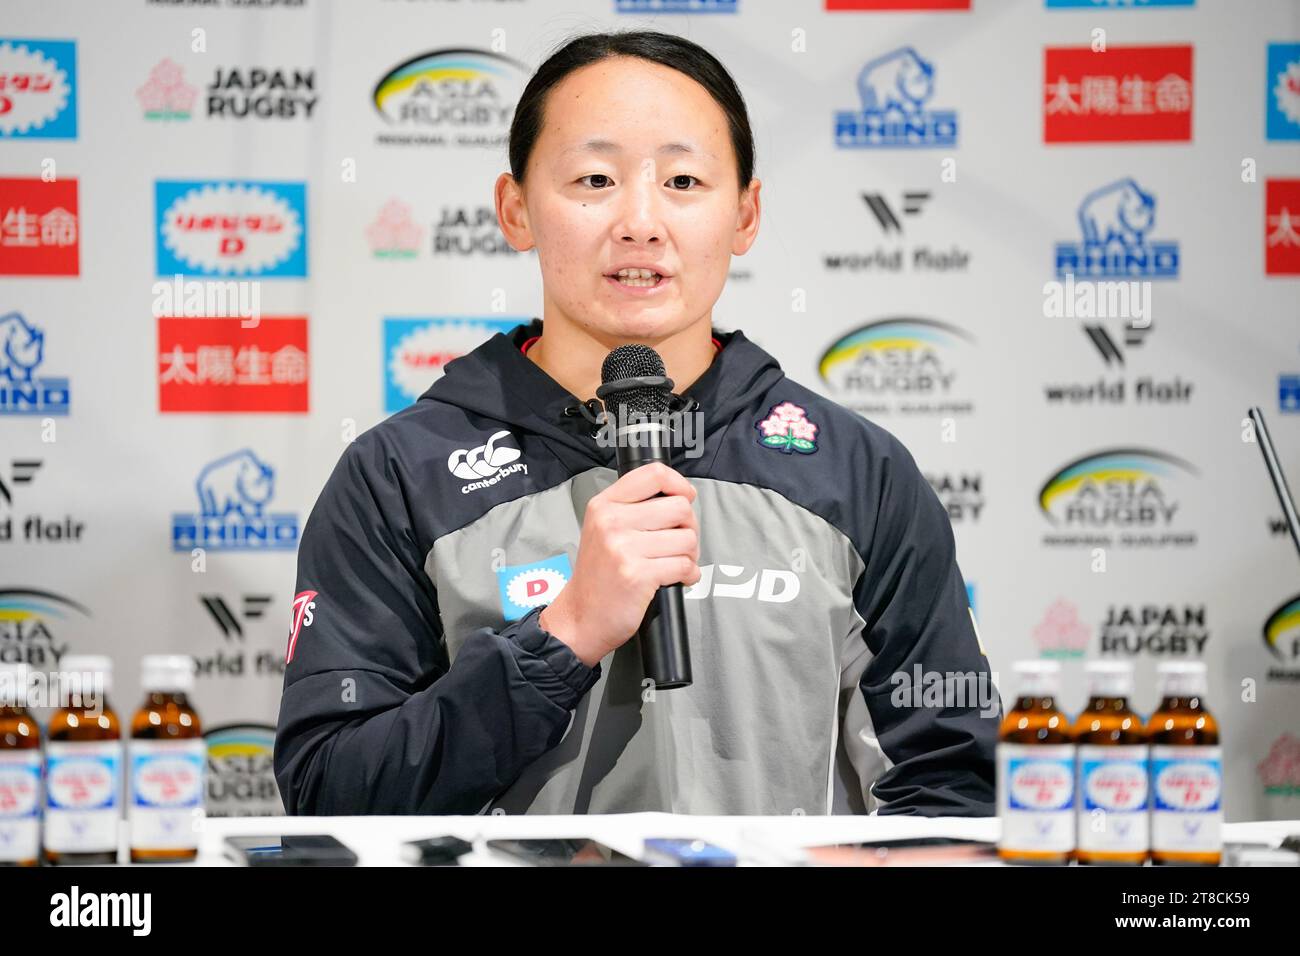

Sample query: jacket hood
[418,318,786,471]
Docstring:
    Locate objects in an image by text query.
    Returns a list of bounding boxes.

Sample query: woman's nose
[614,163,664,243]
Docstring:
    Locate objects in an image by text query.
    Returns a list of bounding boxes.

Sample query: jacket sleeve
[846,433,1000,817]
[273,435,601,815]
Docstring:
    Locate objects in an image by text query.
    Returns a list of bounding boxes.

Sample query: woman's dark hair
[509,30,755,192]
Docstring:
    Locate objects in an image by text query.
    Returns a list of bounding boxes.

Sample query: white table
[189,815,1300,866]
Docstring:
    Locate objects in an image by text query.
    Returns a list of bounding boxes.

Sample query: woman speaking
[274,30,997,816]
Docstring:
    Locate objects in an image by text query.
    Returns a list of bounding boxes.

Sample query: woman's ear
[732,177,762,256]
[495,172,535,253]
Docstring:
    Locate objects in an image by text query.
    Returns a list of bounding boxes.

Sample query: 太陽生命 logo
[0,178,79,276]
[1266,179,1300,275]
[1044,45,1192,143]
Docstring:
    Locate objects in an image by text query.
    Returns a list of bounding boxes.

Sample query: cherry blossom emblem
[755,401,819,455]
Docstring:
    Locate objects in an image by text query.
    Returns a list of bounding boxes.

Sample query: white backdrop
[2,0,1298,820]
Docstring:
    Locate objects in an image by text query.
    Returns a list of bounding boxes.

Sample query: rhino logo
[195,449,275,519]
[0,312,45,383]
[1055,177,1177,279]
[1078,179,1156,248]
[856,47,935,116]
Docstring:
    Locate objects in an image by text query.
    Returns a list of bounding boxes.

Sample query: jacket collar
[420,317,785,470]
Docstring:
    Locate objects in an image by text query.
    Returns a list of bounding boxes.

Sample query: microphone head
[600,344,670,416]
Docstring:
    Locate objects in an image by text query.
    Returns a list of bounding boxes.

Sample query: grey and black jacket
[274,318,999,816]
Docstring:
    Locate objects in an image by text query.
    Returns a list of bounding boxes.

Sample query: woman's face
[497,56,761,342]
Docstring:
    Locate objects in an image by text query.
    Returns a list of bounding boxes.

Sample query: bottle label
[1077,744,1149,854]
[0,750,41,862]
[1150,744,1222,854]
[44,740,122,855]
[128,739,206,851]
[997,743,1075,854]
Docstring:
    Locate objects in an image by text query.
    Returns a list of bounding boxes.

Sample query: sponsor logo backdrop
[2,0,1297,819]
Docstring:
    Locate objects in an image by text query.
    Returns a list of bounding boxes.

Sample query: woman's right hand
[539,462,701,668]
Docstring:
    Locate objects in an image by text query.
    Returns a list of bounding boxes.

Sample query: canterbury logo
[286,590,316,664]
[447,430,522,480]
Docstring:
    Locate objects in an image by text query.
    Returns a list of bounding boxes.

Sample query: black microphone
[595,344,693,690]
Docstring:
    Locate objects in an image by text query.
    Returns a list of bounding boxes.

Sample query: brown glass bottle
[45,656,122,865]
[1146,661,1221,866]
[997,661,1075,864]
[0,663,42,866]
[1072,661,1148,865]
[129,655,205,863]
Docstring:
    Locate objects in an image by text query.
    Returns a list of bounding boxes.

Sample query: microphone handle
[613,421,693,689]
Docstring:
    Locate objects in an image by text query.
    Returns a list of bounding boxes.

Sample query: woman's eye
[668,175,699,190]
[579,174,613,189]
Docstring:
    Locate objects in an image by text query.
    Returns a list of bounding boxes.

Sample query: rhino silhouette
[1078,178,1156,248]
[857,47,935,115]
[0,312,45,383]
[196,449,275,519]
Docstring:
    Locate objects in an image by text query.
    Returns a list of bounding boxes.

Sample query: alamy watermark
[1043,274,1151,324]
[151,274,262,326]
[0,668,106,716]
[890,664,1002,719]
[593,405,706,459]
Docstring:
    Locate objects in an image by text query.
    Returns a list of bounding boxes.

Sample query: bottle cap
[0,663,29,707]
[1156,660,1207,697]
[1085,659,1134,698]
[61,654,113,699]
[1012,659,1060,697]
[141,654,194,693]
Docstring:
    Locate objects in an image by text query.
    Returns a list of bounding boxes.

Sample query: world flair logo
[818,318,975,416]
[1038,448,1198,548]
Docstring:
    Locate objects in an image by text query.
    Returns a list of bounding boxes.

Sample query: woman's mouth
[611,267,663,287]
[605,267,670,295]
